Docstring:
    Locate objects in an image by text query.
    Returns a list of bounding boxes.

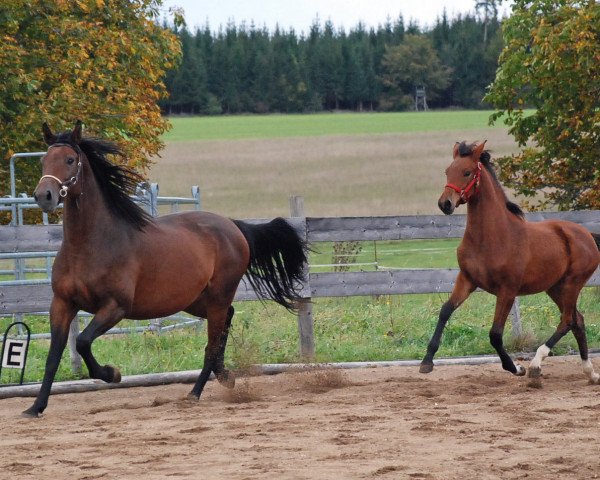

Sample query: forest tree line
[161,11,505,115]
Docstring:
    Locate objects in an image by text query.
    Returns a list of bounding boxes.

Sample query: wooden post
[289,196,314,360]
[510,297,522,338]
[68,315,83,376]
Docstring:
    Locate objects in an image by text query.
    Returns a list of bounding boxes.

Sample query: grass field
[5,110,599,386]
[151,111,521,218]
[161,110,508,142]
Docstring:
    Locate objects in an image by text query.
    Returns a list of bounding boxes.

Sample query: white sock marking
[529,344,550,370]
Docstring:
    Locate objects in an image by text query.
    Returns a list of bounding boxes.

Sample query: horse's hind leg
[528,283,577,384]
[212,305,235,388]
[189,303,233,399]
[76,301,126,383]
[572,309,599,384]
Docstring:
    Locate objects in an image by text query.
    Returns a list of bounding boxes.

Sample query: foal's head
[34,121,84,212]
[438,141,487,215]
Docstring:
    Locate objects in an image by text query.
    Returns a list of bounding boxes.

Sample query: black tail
[592,233,600,251]
[234,218,308,310]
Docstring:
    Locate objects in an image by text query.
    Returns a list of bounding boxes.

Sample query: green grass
[162,110,507,142]
[4,286,600,385]
[3,238,600,385]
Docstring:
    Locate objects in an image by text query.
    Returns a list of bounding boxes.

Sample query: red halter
[445,162,482,203]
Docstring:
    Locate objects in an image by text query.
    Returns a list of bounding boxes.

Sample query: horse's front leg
[23,297,78,418]
[490,293,526,376]
[76,300,126,383]
[420,272,475,373]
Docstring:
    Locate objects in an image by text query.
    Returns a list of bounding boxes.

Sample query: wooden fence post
[289,196,314,360]
[68,315,82,376]
[510,297,523,338]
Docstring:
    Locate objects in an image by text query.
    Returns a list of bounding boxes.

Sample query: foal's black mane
[52,130,152,230]
[457,141,524,218]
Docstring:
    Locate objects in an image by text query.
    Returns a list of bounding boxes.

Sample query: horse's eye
[66,157,75,165]
[464,171,471,177]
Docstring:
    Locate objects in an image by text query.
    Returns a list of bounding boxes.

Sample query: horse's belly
[460,260,562,296]
[128,269,210,318]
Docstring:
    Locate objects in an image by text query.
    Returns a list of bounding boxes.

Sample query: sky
[161,0,513,34]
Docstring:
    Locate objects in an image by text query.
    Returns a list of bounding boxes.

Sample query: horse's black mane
[53,130,152,230]
[458,141,524,218]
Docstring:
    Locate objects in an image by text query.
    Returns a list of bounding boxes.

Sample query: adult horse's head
[438,140,487,215]
[33,121,83,212]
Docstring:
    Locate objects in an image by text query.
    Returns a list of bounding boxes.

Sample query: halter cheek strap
[445,162,482,203]
[37,143,82,198]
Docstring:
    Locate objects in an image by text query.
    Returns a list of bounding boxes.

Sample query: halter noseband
[38,143,82,198]
[445,161,482,204]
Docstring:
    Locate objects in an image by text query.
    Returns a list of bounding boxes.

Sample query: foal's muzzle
[438,198,455,215]
[438,189,459,215]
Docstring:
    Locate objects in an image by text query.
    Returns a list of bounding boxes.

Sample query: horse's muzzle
[438,198,455,215]
[33,183,60,213]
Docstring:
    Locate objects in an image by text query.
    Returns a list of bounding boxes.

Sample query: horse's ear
[472,140,487,161]
[42,122,57,145]
[71,120,83,144]
[452,142,460,158]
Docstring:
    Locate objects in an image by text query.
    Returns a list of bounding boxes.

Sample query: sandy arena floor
[1,357,599,480]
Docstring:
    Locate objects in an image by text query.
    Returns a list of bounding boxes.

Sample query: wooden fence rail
[2,207,600,359]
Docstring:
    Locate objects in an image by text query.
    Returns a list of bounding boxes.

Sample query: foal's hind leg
[572,310,600,384]
[528,284,579,384]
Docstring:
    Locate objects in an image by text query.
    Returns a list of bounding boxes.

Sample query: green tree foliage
[162,13,504,114]
[380,35,452,110]
[0,0,181,198]
[486,0,600,210]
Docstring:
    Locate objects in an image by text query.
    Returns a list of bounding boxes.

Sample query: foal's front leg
[490,294,526,376]
[420,272,475,373]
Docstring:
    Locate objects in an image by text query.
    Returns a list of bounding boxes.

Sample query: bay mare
[420,141,600,386]
[27,121,306,417]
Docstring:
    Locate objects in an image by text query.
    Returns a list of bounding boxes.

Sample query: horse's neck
[464,169,514,244]
[61,167,130,249]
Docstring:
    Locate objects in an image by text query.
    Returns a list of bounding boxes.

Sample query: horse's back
[527,219,599,262]
[523,219,600,287]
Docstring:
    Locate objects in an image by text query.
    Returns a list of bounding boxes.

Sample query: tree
[380,35,452,110]
[0,0,181,199]
[485,0,600,210]
[475,0,503,45]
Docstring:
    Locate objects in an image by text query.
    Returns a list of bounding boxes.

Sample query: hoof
[588,374,600,385]
[217,370,236,389]
[108,365,121,383]
[528,366,542,379]
[187,392,200,401]
[419,363,434,374]
[514,365,526,376]
[21,406,40,418]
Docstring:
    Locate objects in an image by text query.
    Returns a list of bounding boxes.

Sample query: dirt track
[1,356,599,480]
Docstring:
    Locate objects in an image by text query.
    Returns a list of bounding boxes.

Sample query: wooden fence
[2,202,600,360]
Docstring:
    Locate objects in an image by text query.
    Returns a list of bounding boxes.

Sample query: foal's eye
[463,171,471,177]
[66,157,75,165]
